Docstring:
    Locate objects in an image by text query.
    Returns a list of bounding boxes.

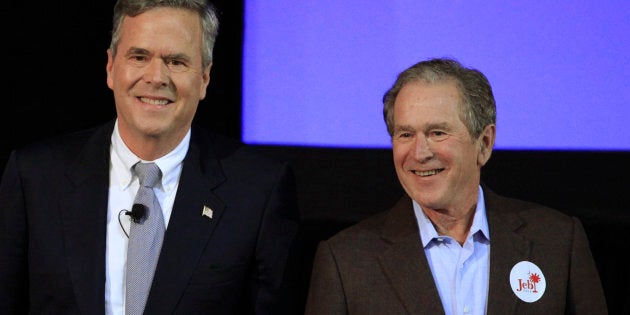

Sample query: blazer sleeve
[252,162,302,314]
[568,217,608,314]
[304,240,348,315]
[0,151,29,314]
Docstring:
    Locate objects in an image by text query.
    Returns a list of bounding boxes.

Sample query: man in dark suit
[305,58,607,314]
[0,0,299,314]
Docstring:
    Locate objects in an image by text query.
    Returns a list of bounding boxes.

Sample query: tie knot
[134,162,161,188]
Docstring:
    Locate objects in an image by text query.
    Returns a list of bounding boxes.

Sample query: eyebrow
[425,122,450,130]
[394,122,450,132]
[125,47,150,56]
[394,125,415,133]
[163,53,191,62]
[125,47,192,62]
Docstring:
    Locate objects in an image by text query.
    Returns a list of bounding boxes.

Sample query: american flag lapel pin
[202,205,213,219]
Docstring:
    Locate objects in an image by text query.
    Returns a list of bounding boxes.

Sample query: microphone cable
[117,204,147,238]
[118,209,130,238]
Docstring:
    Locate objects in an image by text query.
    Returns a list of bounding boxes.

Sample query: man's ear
[106,49,114,90]
[199,63,212,100]
[477,124,496,167]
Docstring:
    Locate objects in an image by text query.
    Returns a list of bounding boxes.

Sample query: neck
[118,124,189,161]
[424,204,476,245]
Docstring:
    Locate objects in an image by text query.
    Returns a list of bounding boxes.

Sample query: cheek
[392,144,408,167]
[176,75,203,96]
[452,147,478,173]
[109,66,137,90]
[107,64,125,90]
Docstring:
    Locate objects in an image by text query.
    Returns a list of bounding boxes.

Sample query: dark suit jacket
[0,120,300,314]
[305,188,607,314]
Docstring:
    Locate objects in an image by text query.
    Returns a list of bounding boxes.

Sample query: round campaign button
[509,261,546,303]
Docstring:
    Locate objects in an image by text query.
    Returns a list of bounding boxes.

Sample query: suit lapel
[483,187,531,315]
[145,127,227,314]
[377,196,446,315]
[60,122,114,314]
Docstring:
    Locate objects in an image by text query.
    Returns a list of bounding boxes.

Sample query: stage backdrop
[243,0,629,151]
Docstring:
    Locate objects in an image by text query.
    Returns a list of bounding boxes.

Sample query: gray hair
[109,0,219,69]
[382,58,496,139]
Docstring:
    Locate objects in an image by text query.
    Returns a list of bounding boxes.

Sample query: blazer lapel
[377,196,446,315]
[145,127,227,314]
[59,122,114,314]
[483,187,531,315]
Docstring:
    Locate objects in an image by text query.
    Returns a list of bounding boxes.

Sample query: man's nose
[412,136,434,162]
[143,59,169,86]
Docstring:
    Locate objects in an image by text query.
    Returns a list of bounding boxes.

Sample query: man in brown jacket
[305,58,607,314]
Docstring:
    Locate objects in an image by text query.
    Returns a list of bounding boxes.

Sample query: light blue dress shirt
[414,186,490,315]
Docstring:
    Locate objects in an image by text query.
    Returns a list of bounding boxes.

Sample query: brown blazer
[305,187,607,314]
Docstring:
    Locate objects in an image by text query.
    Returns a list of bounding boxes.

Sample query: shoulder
[191,124,287,167]
[484,187,574,222]
[189,125,294,193]
[329,211,389,242]
[314,211,389,266]
[9,122,112,168]
[324,196,414,252]
[483,186,583,241]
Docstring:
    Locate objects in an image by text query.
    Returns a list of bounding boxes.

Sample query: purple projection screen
[242,1,629,151]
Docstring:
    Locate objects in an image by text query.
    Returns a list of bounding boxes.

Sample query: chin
[410,189,444,207]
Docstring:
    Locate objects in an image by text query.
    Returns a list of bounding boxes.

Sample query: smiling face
[106,7,211,156]
[392,80,495,213]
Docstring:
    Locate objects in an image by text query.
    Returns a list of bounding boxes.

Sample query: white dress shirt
[104,120,189,315]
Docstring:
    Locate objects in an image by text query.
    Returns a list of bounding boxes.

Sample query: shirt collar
[414,185,490,247]
[110,119,190,191]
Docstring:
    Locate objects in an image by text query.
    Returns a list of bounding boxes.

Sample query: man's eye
[132,55,147,62]
[394,132,413,140]
[430,131,449,141]
[166,59,188,72]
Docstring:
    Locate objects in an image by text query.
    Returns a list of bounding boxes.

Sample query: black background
[3,1,629,313]
[2,0,242,166]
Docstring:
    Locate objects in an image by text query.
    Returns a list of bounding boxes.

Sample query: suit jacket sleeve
[252,162,302,314]
[304,240,347,315]
[568,217,608,314]
[0,151,28,314]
